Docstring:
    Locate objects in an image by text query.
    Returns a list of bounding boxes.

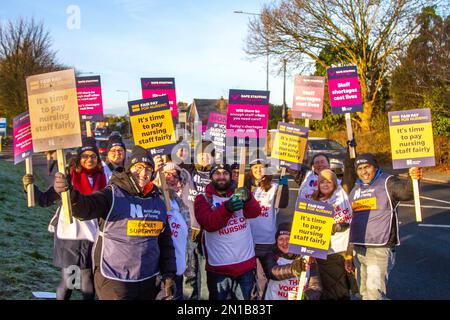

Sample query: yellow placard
[389,122,435,160]
[272,132,307,164]
[289,210,333,250]
[127,220,163,237]
[26,69,82,152]
[351,197,377,212]
[131,109,176,149]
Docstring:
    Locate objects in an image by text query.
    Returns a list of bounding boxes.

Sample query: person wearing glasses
[22,137,107,300]
[51,145,177,300]
[102,135,127,182]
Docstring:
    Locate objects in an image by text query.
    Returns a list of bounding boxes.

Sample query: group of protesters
[22,135,423,300]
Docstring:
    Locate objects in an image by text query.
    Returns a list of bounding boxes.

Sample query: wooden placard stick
[294,256,311,300]
[412,178,422,222]
[25,157,35,207]
[86,121,92,137]
[237,147,246,188]
[345,113,356,158]
[274,167,286,209]
[56,149,73,224]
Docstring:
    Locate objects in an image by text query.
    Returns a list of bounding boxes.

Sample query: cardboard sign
[388,108,435,169]
[141,78,178,121]
[271,122,308,170]
[288,198,334,259]
[292,75,325,120]
[205,112,226,162]
[13,112,33,164]
[26,69,82,152]
[327,66,363,114]
[128,95,177,156]
[76,75,104,121]
[226,89,269,147]
[0,117,6,134]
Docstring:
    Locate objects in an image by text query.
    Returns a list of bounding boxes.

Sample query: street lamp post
[234,10,269,91]
[116,89,131,136]
[282,59,287,122]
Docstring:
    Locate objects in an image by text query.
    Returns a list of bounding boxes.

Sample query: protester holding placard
[51,146,176,300]
[153,162,191,300]
[311,169,353,300]
[22,137,106,300]
[182,140,215,300]
[262,222,322,300]
[347,153,423,300]
[194,163,261,300]
[102,135,126,182]
[244,156,289,300]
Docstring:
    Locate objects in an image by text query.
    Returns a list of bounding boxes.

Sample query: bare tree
[0,18,65,122]
[245,0,440,131]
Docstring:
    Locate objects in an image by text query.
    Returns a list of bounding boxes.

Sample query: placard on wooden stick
[128,95,177,210]
[388,108,435,222]
[26,69,82,224]
[327,66,363,158]
[271,122,309,208]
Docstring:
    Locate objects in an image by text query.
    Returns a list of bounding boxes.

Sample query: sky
[0,0,296,116]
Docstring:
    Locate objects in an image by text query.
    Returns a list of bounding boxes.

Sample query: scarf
[71,167,107,195]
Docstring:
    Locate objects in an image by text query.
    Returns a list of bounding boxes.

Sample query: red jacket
[194,183,261,277]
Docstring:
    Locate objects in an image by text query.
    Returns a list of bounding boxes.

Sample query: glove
[278,175,288,186]
[22,174,35,192]
[347,138,357,148]
[224,196,244,212]
[162,276,175,300]
[53,172,69,193]
[331,223,350,235]
[290,257,307,277]
[234,187,251,202]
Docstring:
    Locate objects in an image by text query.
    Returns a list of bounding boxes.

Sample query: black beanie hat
[275,222,292,240]
[108,135,126,152]
[77,137,100,159]
[209,163,232,179]
[125,146,155,172]
[230,163,239,171]
[354,153,379,170]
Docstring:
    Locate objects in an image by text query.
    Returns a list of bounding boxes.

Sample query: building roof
[189,98,228,123]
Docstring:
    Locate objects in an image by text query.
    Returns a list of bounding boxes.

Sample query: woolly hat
[275,222,292,240]
[107,135,126,152]
[125,146,154,171]
[209,163,232,178]
[354,153,379,170]
[77,137,100,159]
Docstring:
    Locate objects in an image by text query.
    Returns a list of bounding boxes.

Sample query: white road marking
[399,204,450,210]
[420,196,450,205]
[418,224,450,229]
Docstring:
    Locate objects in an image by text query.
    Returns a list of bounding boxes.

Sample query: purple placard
[141,78,178,121]
[327,66,363,114]
[226,89,269,147]
[128,96,177,156]
[76,76,104,121]
[13,112,33,164]
[288,197,334,259]
[206,113,226,162]
[389,108,435,169]
[271,122,309,171]
[292,75,325,120]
